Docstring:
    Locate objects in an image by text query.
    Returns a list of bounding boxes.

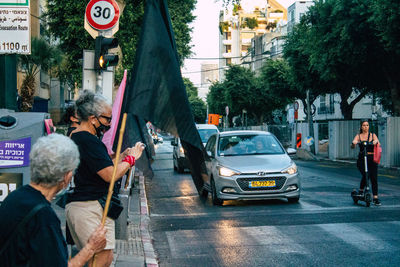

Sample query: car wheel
[287,196,300,203]
[211,178,223,206]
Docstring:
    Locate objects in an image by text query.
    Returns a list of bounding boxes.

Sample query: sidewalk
[52,173,158,267]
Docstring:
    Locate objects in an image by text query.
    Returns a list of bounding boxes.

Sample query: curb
[139,175,159,267]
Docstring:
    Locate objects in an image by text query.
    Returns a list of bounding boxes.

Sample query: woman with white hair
[66,90,144,267]
[0,133,107,267]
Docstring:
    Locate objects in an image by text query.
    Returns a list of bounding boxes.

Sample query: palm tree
[18,37,61,111]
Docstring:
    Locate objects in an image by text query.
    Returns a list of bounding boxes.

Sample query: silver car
[204,131,300,205]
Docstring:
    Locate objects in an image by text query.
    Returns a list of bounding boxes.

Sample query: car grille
[236,177,287,191]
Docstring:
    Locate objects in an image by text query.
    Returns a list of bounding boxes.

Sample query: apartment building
[218,0,287,80]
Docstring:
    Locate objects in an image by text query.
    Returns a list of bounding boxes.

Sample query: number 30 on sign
[85,0,120,31]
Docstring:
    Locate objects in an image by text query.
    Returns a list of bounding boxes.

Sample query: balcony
[317,106,335,115]
[223,39,232,45]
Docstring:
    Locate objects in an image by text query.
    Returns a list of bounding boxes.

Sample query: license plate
[249,180,276,188]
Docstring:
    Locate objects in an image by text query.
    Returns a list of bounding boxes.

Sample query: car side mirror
[171,140,176,146]
[286,148,296,155]
[206,151,213,158]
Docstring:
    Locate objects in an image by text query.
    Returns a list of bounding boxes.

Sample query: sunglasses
[99,115,112,123]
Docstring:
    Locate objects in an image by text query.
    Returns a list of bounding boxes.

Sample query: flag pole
[101,112,127,224]
[93,113,127,267]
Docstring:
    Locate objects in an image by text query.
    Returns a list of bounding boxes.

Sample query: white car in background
[172,124,219,173]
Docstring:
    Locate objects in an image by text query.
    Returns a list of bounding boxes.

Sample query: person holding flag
[66,91,144,267]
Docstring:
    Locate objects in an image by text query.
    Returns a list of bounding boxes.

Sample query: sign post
[0,0,30,110]
[83,0,120,100]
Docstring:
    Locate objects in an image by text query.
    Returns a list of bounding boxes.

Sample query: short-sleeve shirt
[0,185,68,267]
[69,131,113,202]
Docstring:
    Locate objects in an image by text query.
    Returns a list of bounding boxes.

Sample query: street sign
[305,136,314,146]
[0,0,30,54]
[85,0,120,31]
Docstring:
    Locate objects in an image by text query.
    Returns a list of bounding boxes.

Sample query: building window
[226,58,231,65]
[226,45,231,53]
[226,32,231,40]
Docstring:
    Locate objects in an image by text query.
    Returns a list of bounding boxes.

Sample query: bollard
[296,133,302,148]
[115,188,130,240]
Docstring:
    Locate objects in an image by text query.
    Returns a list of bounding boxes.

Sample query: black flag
[117,0,208,194]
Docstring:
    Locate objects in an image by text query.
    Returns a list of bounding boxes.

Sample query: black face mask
[94,118,111,139]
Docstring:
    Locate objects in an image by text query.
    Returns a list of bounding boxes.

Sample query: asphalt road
[146,142,400,267]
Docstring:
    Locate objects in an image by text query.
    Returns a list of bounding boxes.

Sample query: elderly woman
[66,90,144,267]
[0,134,106,267]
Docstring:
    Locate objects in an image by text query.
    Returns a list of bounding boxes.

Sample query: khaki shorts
[66,200,115,250]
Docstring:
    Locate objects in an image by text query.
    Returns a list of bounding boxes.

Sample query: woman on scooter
[351,120,381,205]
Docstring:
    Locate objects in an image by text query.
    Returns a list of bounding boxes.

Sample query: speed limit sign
[85,0,120,31]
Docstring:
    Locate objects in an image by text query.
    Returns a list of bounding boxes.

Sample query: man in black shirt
[0,134,106,266]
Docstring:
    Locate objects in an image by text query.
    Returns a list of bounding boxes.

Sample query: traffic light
[94,36,119,71]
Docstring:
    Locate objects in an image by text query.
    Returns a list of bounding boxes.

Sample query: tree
[302,0,383,119]
[283,18,329,117]
[45,0,196,86]
[256,59,294,123]
[369,0,400,115]
[223,65,257,124]
[207,81,226,115]
[18,38,61,111]
[183,78,206,123]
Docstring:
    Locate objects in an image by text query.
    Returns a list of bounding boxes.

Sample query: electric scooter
[351,141,372,207]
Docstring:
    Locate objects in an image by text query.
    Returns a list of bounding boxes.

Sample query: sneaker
[373,198,381,206]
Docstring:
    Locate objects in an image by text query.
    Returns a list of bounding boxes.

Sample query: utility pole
[306,90,315,154]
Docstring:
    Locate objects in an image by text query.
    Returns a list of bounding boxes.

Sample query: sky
[181,0,296,86]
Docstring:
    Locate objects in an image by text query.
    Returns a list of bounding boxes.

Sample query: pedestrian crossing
[163,220,400,265]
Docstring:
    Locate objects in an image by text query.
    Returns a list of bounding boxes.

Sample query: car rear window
[198,129,218,143]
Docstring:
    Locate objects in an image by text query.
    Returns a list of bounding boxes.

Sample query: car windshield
[218,134,285,156]
[198,129,218,143]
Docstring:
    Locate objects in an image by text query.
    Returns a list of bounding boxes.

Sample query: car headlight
[179,146,185,154]
[218,166,240,177]
[281,163,297,175]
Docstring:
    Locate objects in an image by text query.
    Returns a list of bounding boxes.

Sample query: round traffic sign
[305,136,314,146]
[85,0,120,31]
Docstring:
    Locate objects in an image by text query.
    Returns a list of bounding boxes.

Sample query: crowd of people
[0,91,145,266]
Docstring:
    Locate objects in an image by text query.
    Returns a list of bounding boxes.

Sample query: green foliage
[18,37,62,111]
[183,78,206,123]
[45,0,196,86]
[45,0,93,88]
[207,81,226,115]
[223,65,256,118]
[243,17,258,29]
[283,0,391,119]
[369,0,400,115]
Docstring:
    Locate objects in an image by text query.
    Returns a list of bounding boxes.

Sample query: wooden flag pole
[101,112,127,225]
[93,113,127,267]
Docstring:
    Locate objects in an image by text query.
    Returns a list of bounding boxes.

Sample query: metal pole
[306,90,315,154]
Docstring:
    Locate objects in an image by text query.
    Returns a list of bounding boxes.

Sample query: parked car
[203,130,300,205]
[172,124,219,173]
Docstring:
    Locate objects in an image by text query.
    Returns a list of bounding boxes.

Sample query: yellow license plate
[249,180,276,188]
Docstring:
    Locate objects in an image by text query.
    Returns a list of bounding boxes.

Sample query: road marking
[150,204,400,218]
[319,222,396,252]
[380,174,398,179]
[317,164,340,168]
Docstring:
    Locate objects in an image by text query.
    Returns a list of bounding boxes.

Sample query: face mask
[94,118,111,138]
